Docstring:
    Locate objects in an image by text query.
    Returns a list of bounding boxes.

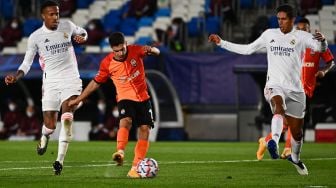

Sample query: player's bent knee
[61,112,73,122]
[60,112,74,142]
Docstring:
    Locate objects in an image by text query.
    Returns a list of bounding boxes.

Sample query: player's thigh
[285,91,305,119]
[264,86,286,114]
[60,78,82,109]
[42,82,62,111]
[117,100,136,124]
[135,100,154,128]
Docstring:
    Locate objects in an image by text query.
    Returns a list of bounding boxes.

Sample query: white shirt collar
[42,23,57,33]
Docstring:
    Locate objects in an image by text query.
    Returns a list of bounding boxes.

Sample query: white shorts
[264,86,305,118]
[41,78,82,111]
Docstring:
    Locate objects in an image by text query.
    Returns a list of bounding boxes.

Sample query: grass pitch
[0,141,335,188]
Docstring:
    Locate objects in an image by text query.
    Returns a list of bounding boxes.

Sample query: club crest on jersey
[120,109,125,115]
[130,59,137,67]
[310,49,316,55]
[290,39,295,45]
[64,33,69,39]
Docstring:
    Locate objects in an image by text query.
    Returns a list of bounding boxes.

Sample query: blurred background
[0,0,335,142]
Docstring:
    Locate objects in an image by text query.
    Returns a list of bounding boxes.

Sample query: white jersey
[18,20,87,82]
[218,28,327,92]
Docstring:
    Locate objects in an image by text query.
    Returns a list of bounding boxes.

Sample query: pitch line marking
[0,157,336,171]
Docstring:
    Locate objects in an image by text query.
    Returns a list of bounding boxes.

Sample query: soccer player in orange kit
[68,32,160,178]
[256,17,334,161]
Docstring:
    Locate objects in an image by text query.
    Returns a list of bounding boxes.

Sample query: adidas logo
[44,38,50,43]
[270,39,275,43]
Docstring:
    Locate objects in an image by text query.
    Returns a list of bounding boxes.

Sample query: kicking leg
[267,95,286,159]
[127,125,150,178]
[37,111,57,155]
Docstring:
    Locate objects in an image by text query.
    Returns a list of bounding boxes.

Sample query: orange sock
[285,128,291,148]
[132,139,149,167]
[116,127,129,151]
[265,133,272,142]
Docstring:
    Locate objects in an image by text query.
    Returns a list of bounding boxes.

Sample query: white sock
[271,114,283,144]
[40,125,54,148]
[56,113,73,164]
[41,125,54,136]
[290,136,302,163]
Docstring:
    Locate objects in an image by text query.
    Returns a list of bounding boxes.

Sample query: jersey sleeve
[131,45,146,57]
[94,55,111,83]
[321,48,334,63]
[301,31,327,53]
[18,34,38,75]
[139,45,146,57]
[218,31,266,55]
[68,20,88,40]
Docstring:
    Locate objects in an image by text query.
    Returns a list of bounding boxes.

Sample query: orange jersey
[94,45,150,102]
[301,48,334,98]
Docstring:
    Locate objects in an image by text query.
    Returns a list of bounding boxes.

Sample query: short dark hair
[109,32,125,47]
[41,0,59,13]
[276,4,297,19]
[297,17,310,26]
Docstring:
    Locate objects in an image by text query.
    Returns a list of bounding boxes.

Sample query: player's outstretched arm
[68,80,101,107]
[316,60,335,78]
[4,70,24,85]
[312,30,327,52]
[208,34,222,45]
[312,30,326,42]
[143,46,160,56]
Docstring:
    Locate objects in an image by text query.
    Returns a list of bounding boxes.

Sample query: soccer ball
[136,158,159,178]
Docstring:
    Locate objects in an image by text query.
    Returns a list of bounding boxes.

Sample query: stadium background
[0,0,336,142]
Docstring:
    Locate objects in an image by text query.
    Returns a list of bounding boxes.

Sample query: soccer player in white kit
[4,0,87,175]
[208,4,327,175]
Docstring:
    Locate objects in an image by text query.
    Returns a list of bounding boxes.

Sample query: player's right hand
[68,99,79,108]
[4,75,17,85]
[208,34,221,45]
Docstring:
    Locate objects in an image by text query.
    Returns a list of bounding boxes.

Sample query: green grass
[0,141,335,188]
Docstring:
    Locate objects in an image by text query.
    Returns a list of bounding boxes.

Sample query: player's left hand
[312,30,325,42]
[315,71,325,78]
[143,45,152,54]
[208,34,222,45]
[4,75,17,85]
[73,35,87,44]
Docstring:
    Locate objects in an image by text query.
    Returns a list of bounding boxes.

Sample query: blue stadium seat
[155,8,171,17]
[103,10,122,33]
[187,17,204,37]
[118,18,138,36]
[138,17,154,27]
[204,0,212,15]
[240,0,253,9]
[0,0,14,20]
[76,0,94,9]
[23,18,43,36]
[135,36,153,45]
[268,15,278,28]
[205,16,220,34]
